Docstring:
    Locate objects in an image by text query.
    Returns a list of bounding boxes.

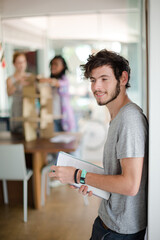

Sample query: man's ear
[120,71,128,86]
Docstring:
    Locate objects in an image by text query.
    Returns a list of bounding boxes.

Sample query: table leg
[32,152,47,209]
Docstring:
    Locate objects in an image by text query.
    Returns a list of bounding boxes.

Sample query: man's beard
[96,81,120,106]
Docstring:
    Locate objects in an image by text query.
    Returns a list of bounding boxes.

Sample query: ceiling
[2,10,140,44]
[1,0,142,48]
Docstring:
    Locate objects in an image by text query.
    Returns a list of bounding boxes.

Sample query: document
[57,151,110,200]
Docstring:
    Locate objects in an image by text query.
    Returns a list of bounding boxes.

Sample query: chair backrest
[0,144,27,180]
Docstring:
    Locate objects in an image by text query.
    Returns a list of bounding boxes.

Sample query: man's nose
[94,80,103,90]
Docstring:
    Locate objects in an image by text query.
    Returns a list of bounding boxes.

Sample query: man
[49,49,148,240]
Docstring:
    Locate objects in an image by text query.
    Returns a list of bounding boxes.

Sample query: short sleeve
[116,109,148,160]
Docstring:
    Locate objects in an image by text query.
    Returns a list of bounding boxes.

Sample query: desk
[0,132,81,209]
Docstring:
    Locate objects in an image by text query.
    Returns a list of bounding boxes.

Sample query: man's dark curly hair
[80,49,131,88]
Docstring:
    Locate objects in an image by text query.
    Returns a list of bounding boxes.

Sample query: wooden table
[0,132,81,209]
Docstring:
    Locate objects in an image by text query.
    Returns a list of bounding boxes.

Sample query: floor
[0,183,101,240]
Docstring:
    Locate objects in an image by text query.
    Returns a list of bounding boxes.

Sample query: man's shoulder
[120,102,144,118]
[119,102,148,127]
[122,102,142,113]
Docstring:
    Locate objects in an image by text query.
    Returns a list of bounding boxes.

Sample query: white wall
[148,0,160,239]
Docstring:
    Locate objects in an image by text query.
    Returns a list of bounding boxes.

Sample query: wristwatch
[80,169,87,184]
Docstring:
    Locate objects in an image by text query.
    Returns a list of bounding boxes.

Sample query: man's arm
[49,157,144,196]
[79,157,144,196]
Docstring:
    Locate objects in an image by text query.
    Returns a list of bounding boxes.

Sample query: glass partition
[0,0,147,131]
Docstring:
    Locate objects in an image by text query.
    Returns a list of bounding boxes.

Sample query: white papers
[57,151,110,200]
[50,135,76,144]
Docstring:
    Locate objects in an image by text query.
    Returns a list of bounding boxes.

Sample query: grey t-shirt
[98,102,148,234]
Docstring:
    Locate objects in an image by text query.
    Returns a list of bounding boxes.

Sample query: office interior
[0,0,160,239]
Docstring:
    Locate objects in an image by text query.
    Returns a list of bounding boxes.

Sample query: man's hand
[49,166,93,197]
[49,166,76,184]
[70,184,93,197]
[78,185,93,197]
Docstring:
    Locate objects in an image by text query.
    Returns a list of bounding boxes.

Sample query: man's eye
[102,78,108,81]
[90,79,95,83]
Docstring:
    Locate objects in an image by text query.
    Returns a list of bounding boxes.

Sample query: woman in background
[40,55,75,132]
[6,52,31,134]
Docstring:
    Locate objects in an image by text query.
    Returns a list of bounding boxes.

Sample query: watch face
[80,178,85,184]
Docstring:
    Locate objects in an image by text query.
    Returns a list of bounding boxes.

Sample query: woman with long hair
[40,55,75,132]
[6,52,32,134]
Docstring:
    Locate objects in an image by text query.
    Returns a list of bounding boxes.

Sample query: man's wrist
[74,169,88,184]
[74,169,79,183]
[77,169,82,184]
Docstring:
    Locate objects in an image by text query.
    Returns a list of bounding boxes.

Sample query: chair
[41,153,89,207]
[41,163,52,206]
[0,144,33,222]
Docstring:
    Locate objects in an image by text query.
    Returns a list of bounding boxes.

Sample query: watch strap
[80,169,87,184]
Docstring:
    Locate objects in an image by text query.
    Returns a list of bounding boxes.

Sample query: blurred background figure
[6,52,32,134]
[39,55,75,132]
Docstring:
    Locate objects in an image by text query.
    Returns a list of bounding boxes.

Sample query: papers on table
[50,135,76,144]
[57,151,110,200]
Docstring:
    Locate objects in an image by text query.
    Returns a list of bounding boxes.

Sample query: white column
[148,0,160,239]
